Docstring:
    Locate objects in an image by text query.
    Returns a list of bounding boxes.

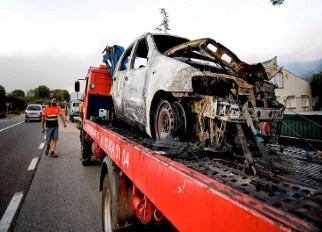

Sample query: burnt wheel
[154,100,186,139]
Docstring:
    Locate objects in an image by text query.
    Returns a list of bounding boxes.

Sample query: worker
[64,104,68,121]
[41,96,67,158]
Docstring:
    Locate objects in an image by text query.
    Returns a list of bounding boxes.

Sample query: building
[262,57,313,112]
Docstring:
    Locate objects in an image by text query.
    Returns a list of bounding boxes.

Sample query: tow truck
[75,37,322,232]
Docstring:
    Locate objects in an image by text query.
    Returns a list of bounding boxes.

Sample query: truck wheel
[81,130,91,166]
[102,162,137,232]
[82,140,91,166]
[102,174,118,232]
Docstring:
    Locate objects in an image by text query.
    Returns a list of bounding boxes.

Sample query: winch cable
[283,99,321,154]
[286,108,322,129]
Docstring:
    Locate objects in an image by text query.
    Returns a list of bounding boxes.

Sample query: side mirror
[75,81,80,92]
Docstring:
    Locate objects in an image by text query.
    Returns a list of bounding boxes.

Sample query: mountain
[280,59,322,82]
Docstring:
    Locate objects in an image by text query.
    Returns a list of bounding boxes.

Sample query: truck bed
[110,123,322,228]
[86,119,322,231]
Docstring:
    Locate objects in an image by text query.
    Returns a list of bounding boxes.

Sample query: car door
[112,44,134,120]
[122,37,150,126]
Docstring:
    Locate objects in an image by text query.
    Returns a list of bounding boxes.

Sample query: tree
[11,89,25,98]
[6,94,26,112]
[61,90,70,102]
[155,8,170,33]
[0,85,6,112]
[34,85,51,99]
[310,72,322,110]
[50,89,70,102]
[270,0,284,5]
[7,89,27,111]
[26,89,35,103]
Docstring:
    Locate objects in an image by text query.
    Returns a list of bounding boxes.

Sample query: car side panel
[144,51,203,136]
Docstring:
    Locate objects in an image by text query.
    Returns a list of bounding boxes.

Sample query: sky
[0,0,322,94]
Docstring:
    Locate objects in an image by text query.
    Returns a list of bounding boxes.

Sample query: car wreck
[104,33,285,173]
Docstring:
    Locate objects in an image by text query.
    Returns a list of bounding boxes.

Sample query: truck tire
[101,161,137,232]
[81,130,91,166]
[102,174,117,232]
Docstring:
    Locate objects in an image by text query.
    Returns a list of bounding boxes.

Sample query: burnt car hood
[164,38,269,85]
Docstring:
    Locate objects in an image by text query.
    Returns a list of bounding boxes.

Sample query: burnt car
[110,33,284,168]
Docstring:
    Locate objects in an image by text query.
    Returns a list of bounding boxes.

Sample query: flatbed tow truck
[75,42,322,231]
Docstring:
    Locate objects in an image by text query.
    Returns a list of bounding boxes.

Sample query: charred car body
[107,33,284,172]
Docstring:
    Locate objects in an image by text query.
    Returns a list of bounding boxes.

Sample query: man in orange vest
[41,96,67,158]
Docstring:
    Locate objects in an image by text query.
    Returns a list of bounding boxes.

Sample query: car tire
[154,100,187,139]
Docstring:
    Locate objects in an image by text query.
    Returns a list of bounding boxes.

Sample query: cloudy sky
[0,0,321,94]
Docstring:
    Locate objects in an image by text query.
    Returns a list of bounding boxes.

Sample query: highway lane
[12,120,101,232]
[0,116,45,228]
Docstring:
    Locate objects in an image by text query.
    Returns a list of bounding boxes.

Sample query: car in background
[25,104,43,122]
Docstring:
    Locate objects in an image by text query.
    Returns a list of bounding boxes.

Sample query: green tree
[155,8,170,33]
[310,72,322,110]
[0,85,5,97]
[50,89,70,102]
[0,85,6,112]
[6,94,26,112]
[271,0,284,5]
[34,85,51,99]
[51,89,62,101]
[61,90,70,102]
[7,89,27,111]
[26,89,35,103]
[11,89,25,98]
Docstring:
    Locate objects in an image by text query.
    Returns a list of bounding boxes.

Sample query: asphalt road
[0,116,101,232]
[0,116,43,222]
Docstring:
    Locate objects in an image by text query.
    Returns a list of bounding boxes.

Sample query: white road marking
[39,142,45,149]
[0,192,24,232]
[0,121,24,132]
[27,157,39,171]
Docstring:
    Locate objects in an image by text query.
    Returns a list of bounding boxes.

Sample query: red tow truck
[75,65,321,232]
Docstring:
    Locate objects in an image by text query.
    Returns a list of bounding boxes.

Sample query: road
[0,116,101,232]
[0,116,43,223]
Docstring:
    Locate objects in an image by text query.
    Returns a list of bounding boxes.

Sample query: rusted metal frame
[243,103,274,171]
[198,98,209,146]
[236,123,255,172]
[85,120,314,231]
